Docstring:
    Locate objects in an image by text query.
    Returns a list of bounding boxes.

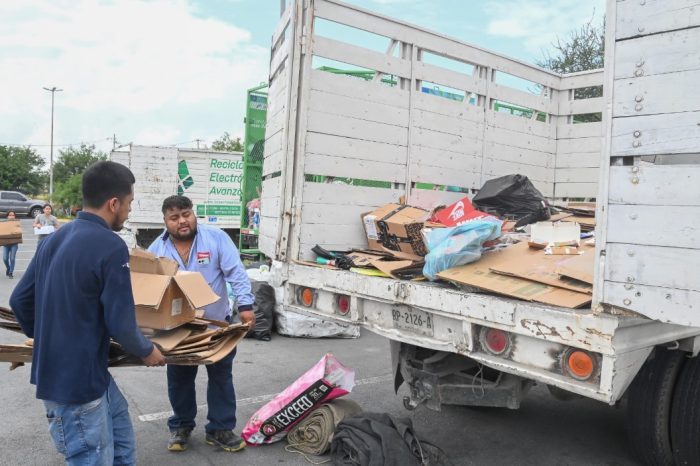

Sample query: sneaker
[205,430,246,452]
[8,273,12,279]
[168,428,193,452]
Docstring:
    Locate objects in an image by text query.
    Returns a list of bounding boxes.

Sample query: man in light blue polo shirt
[148,195,255,453]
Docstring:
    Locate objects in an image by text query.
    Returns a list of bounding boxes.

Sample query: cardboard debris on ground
[369,258,424,280]
[488,242,593,295]
[564,216,596,231]
[130,249,220,330]
[362,204,429,260]
[437,243,592,308]
[0,307,248,367]
[556,250,596,285]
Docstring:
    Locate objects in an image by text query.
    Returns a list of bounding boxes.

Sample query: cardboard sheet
[556,250,595,285]
[488,242,592,294]
[150,327,193,352]
[438,244,592,308]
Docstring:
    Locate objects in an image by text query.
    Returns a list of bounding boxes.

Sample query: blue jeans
[3,243,17,275]
[43,376,136,466]
[167,348,237,433]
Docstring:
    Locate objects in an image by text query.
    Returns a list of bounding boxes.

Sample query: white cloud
[0,0,269,162]
[484,0,605,55]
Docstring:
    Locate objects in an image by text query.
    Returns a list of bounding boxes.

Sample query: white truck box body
[259,0,700,404]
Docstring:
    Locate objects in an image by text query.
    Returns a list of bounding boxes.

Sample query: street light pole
[43,86,63,203]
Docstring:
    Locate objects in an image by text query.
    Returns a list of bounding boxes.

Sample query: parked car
[0,191,45,218]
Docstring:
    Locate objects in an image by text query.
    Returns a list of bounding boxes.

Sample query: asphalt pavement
[0,218,639,465]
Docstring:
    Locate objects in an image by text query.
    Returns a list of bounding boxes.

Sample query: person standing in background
[3,211,20,278]
[33,204,60,246]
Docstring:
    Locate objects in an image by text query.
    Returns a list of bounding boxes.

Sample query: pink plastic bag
[242,353,355,445]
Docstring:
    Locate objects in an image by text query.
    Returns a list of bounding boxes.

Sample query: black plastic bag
[245,280,276,341]
[473,174,551,228]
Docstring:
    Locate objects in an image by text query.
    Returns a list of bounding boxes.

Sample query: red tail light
[479,327,511,356]
[336,295,350,315]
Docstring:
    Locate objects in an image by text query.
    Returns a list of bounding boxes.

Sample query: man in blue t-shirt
[148,195,255,453]
[11,161,165,465]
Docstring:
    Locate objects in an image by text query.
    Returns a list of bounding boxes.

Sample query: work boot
[168,428,193,452]
[205,430,246,452]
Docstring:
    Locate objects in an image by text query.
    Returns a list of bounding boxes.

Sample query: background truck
[259,0,700,464]
[111,145,244,246]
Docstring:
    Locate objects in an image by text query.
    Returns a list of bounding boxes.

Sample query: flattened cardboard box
[0,220,22,245]
[438,244,591,309]
[362,204,429,260]
[129,249,220,330]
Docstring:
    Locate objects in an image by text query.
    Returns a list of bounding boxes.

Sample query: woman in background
[3,211,20,278]
[33,204,60,246]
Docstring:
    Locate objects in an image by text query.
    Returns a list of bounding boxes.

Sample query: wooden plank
[413,61,486,95]
[299,222,367,247]
[410,162,482,189]
[270,44,289,80]
[411,144,482,171]
[615,0,700,40]
[603,281,700,327]
[490,83,556,114]
[308,88,409,127]
[258,234,278,258]
[556,152,601,169]
[261,176,282,200]
[487,110,555,139]
[409,190,466,210]
[483,142,555,169]
[309,68,409,108]
[486,126,556,155]
[555,167,601,183]
[559,97,604,116]
[301,203,376,225]
[266,108,286,137]
[411,109,483,139]
[613,70,700,117]
[482,158,554,183]
[264,129,284,158]
[610,111,700,156]
[302,181,402,206]
[559,71,604,90]
[557,122,602,139]
[606,243,700,292]
[412,91,481,120]
[554,182,599,199]
[608,164,700,206]
[303,152,406,183]
[313,0,561,89]
[607,204,700,249]
[413,126,483,155]
[272,3,292,48]
[312,35,411,78]
[557,136,602,155]
[260,196,280,218]
[306,132,407,165]
[616,27,700,79]
[306,110,408,146]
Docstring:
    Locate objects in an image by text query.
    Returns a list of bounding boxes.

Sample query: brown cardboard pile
[0,220,22,246]
[129,249,220,330]
[362,204,430,261]
[0,306,249,367]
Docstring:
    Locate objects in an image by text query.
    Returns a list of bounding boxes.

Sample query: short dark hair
[82,161,135,208]
[43,203,52,210]
[161,195,193,214]
[7,211,16,217]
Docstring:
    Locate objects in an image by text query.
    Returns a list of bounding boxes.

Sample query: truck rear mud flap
[394,342,533,411]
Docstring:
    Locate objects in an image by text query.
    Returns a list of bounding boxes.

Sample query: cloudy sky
[0,0,604,164]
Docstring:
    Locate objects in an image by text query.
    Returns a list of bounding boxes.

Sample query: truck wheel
[29,206,42,218]
[625,348,685,466]
[670,354,700,465]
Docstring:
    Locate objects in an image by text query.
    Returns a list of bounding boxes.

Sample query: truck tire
[670,355,700,465]
[625,348,685,466]
[29,206,42,218]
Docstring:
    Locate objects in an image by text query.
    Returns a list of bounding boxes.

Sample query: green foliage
[0,145,46,195]
[54,174,83,209]
[211,132,244,152]
[53,144,107,185]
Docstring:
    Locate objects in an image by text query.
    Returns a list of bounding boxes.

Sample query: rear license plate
[391,306,434,337]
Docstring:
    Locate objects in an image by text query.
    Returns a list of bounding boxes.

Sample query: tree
[53,144,107,185]
[211,132,244,152]
[54,173,83,211]
[0,145,46,195]
[538,17,604,122]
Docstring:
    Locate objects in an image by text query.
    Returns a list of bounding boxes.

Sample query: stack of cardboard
[0,306,249,367]
[557,202,596,232]
[0,220,22,246]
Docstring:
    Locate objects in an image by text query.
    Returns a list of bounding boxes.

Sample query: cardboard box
[34,226,55,235]
[362,204,429,260]
[530,221,580,247]
[0,220,22,245]
[129,249,220,330]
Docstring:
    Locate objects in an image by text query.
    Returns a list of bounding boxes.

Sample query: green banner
[196,205,241,216]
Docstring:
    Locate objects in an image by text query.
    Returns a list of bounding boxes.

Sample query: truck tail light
[336,295,350,315]
[297,287,315,307]
[479,327,511,356]
[565,350,595,381]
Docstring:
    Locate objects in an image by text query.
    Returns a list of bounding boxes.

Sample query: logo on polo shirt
[197,252,211,265]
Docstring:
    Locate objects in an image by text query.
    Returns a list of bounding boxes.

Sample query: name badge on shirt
[197,251,211,265]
